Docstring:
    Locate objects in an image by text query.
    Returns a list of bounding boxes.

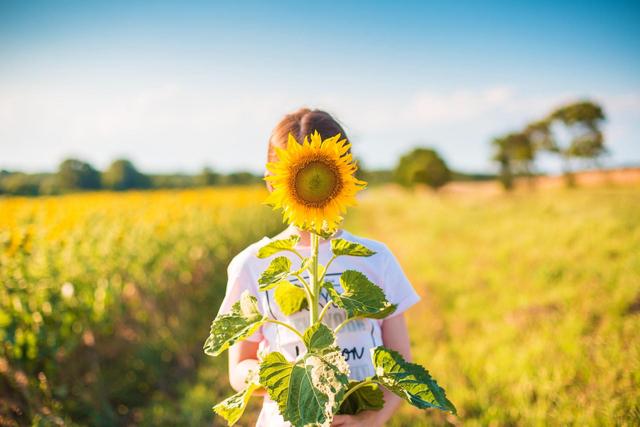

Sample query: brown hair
[267,108,349,164]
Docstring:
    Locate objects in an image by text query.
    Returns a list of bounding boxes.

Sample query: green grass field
[1,185,638,426]
[346,186,640,426]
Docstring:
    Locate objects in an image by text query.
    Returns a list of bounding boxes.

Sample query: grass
[345,186,640,426]
[1,185,638,426]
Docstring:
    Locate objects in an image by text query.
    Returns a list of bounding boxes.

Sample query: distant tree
[361,169,394,186]
[57,158,101,191]
[225,172,260,186]
[150,174,198,189]
[102,159,150,191]
[38,175,62,195]
[532,100,606,186]
[523,119,555,152]
[491,136,515,191]
[352,157,395,185]
[492,132,536,190]
[198,167,222,186]
[0,172,40,195]
[394,148,451,190]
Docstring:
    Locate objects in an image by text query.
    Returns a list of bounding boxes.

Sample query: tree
[225,172,260,186]
[530,100,606,186]
[102,159,150,191]
[0,172,40,195]
[491,132,535,191]
[492,136,515,191]
[394,148,451,190]
[57,158,101,191]
[198,167,222,186]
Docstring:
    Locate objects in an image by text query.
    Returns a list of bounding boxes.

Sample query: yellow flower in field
[264,131,366,234]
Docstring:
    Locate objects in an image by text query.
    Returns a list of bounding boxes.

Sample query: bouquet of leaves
[203,131,456,426]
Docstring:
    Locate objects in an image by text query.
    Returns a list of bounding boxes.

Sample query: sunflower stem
[318,300,333,323]
[319,254,338,283]
[334,316,363,334]
[265,319,306,343]
[309,232,320,325]
[293,273,312,297]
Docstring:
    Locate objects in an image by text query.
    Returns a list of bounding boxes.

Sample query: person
[218,108,421,426]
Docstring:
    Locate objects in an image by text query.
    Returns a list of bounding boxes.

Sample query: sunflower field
[1,185,639,426]
[0,188,281,426]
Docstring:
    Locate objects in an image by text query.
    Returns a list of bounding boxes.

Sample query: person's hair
[267,108,349,164]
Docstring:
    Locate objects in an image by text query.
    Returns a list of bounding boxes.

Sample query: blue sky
[1,1,639,174]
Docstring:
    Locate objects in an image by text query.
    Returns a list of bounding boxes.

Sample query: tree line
[0,159,263,196]
[1,156,493,197]
[0,99,608,196]
[390,99,608,191]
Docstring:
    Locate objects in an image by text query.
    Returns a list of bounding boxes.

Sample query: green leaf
[372,347,456,414]
[294,257,312,274]
[257,235,301,258]
[274,281,308,315]
[203,291,266,356]
[338,381,385,415]
[258,256,291,290]
[259,349,350,427]
[366,303,398,319]
[331,239,377,257]
[326,270,397,318]
[213,382,260,426]
[303,323,335,352]
[316,228,336,239]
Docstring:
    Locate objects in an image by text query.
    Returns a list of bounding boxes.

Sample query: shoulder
[227,236,271,277]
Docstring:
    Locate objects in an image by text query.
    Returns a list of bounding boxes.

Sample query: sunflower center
[293,160,341,207]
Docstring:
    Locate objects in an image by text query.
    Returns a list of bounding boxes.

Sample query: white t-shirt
[216,225,421,427]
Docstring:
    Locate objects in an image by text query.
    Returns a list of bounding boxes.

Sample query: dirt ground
[440,167,640,196]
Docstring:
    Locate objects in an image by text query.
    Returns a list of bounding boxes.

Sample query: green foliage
[102,159,151,190]
[0,166,267,196]
[338,382,385,415]
[203,291,267,356]
[489,100,607,190]
[394,148,451,190]
[274,282,308,315]
[491,132,535,190]
[346,186,640,426]
[548,101,606,160]
[372,347,456,414]
[226,171,263,185]
[213,382,261,426]
[303,323,336,352]
[204,228,452,426]
[326,270,397,319]
[10,185,635,425]
[331,238,377,257]
[258,256,292,290]
[57,158,101,190]
[259,350,350,427]
[198,167,222,186]
[0,171,46,195]
[257,235,301,258]
[0,187,282,426]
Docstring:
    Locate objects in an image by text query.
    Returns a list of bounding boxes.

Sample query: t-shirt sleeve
[216,253,264,343]
[381,246,421,318]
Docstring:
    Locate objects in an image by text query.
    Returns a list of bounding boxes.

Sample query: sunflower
[264,131,367,234]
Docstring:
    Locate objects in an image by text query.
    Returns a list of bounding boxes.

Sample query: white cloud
[0,80,638,173]
[401,86,515,124]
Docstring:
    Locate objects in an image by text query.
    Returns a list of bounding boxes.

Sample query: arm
[333,313,411,426]
[228,340,266,395]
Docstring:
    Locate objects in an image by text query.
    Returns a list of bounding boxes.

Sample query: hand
[332,411,383,427]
